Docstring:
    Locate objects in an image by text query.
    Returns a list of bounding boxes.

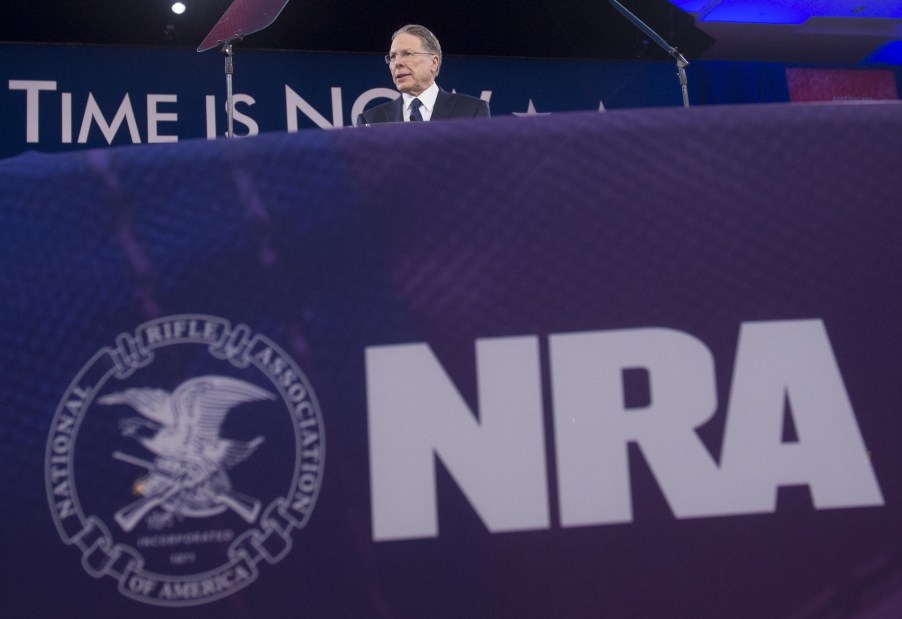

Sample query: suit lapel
[387,96,404,123]
[431,90,454,121]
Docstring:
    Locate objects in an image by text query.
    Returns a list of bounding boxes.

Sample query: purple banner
[2,102,902,617]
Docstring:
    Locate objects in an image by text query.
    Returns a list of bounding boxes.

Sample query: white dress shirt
[402,82,439,121]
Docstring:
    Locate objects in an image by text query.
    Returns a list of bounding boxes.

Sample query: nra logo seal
[44,315,325,607]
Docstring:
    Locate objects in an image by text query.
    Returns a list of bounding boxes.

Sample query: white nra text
[366,320,884,541]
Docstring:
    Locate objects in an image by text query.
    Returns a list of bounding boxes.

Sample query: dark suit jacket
[356,89,490,126]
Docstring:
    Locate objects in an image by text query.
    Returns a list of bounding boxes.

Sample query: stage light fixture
[171,2,186,14]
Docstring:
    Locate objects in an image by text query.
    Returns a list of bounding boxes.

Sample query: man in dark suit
[356,24,490,126]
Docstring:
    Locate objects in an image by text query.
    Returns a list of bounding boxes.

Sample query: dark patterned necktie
[409,98,423,122]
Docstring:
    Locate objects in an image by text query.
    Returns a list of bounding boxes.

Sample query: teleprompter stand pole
[198,0,294,137]
[607,0,691,108]
[223,43,238,138]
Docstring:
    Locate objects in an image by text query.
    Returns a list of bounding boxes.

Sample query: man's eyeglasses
[384,50,434,65]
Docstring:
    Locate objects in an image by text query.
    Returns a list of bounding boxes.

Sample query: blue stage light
[862,40,902,66]
[703,3,806,24]
[666,0,707,11]
[667,1,902,24]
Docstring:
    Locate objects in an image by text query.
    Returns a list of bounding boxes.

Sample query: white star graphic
[513,100,551,117]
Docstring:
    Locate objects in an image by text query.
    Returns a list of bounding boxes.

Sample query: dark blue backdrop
[3,42,901,159]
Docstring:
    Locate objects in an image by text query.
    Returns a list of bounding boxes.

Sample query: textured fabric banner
[2,103,902,617]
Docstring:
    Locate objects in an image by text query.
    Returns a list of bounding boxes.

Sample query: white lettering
[366,321,884,541]
[78,93,141,144]
[155,564,251,600]
[127,574,157,596]
[9,79,57,143]
[350,88,398,125]
[550,328,722,526]
[366,337,549,541]
[285,85,343,130]
[718,320,884,512]
[147,94,178,143]
[230,94,259,137]
[205,95,218,139]
[61,92,73,143]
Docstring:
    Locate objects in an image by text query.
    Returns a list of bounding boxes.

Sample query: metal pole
[224,43,235,138]
[607,0,691,108]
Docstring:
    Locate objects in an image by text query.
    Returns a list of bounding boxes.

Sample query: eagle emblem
[99,375,274,531]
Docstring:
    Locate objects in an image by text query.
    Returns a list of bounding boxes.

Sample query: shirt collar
[402,82,439,113]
